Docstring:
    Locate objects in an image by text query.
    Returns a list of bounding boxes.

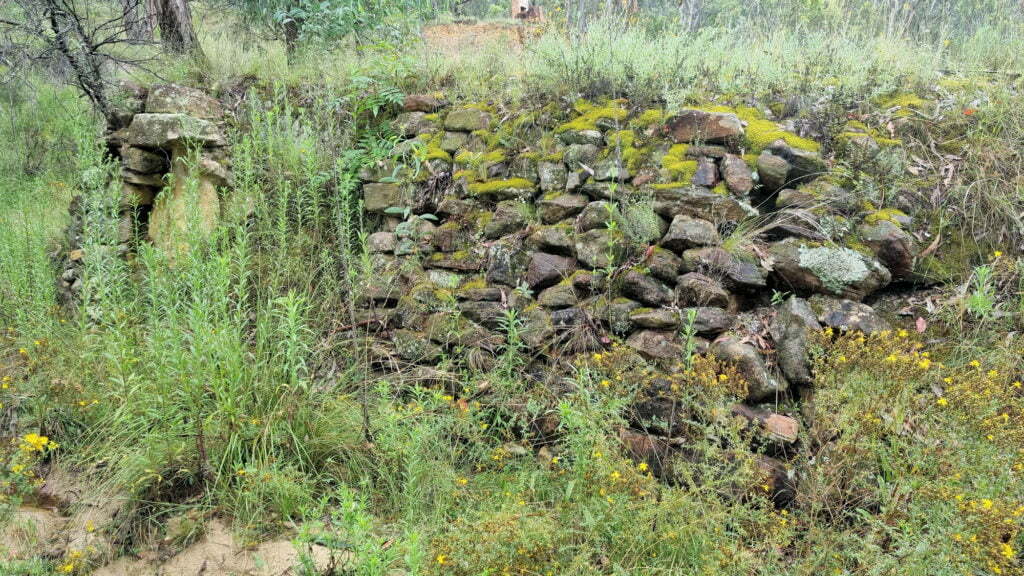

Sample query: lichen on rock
[797,245,870,295]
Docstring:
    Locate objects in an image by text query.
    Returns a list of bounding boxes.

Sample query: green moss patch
[555,99,629,133]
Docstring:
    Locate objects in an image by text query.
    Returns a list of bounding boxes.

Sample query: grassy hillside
[2,2,1024,574]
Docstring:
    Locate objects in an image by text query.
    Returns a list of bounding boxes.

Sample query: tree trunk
[146,0,201,54]
[283,0,302,65]
[44,0,114,124]
[121,0,151,42]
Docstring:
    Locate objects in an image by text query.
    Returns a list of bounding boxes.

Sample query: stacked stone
[355,96,921,502]
[58,84,232,304]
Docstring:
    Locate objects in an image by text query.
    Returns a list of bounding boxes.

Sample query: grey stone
[662,215,720,252]
[711,336,787,402]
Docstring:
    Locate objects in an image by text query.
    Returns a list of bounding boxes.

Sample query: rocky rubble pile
[57,84,232,304]
[354,96,919,502]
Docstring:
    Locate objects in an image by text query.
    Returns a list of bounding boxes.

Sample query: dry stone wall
[355,95,919,499]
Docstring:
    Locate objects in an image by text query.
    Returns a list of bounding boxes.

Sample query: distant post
[512,0,543,20]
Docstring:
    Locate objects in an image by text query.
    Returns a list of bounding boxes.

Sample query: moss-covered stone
[555,99,629,133]
[467,178,537,200]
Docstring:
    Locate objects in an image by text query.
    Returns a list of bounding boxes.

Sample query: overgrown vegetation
[2,1,1024,574]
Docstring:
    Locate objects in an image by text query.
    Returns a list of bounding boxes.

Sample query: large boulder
[769,239,891,301]
[662,109,744,144]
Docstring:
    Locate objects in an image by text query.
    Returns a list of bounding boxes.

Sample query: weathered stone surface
[626,330,683,360]
[711,336,787,402]
[775,187,815,209]
[393,329,443,363]
[550,307,587,329]
[519,306,554,349]
[619,270,674,306]
[538,161,567,192]
[441,131,470,153]
[403,93,447,112]
[755,454,797,507]
[731,405,800,444]
[652,186,757,223]
[768,239,891,300]
[618,428,674,478]
[122,169,164,187]
[145,84,223,119]
[662,215,720,252]
[424,313,501,351]
[586,296,640,334]
[486,241,527,286]
[363,182,406,213]
[563,143,600,168]
[682,247,767,289]
[576,201,616,232]
[691,156,719,187]
[768,140,826,182]
[459,300,507,329]
[769,296,821,386]
[436,196,480,217]
[484,200,528,239]
[526,225,575,256]
[662,109,744,144]
[121,146,168,174]
[538,193,588,224]
[120,183,156,209]
[682,307,735,334]
[721,154,753,194]
[538,283,577,308]
[645,246,684,284]
[675,272,730,307]
[147,152,220,255]
[444,108,491,131]
[457,285,504,302]
[593,157,630,182]
[810,295,891,334]
[575,228,624,269]
[431,221,471,252]
[395,112,434,137]
[558,129,604,146]
[859,220,914,280]
[630,307,679,329]
[426,250,484,271]
[127,114,226,148]
[756,151,790,190]
[526,252,576,289]
[367,231,397,253]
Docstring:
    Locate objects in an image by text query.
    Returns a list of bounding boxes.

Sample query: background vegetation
[2,0,1024,574]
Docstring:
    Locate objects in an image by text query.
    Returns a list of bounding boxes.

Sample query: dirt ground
[421,21,529,57]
